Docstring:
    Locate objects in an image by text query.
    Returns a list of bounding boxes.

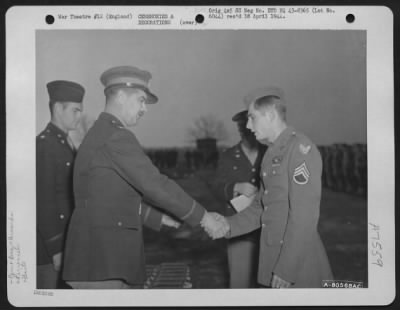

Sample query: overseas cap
[100,66,158,104]
[232,110,248,123]
[47,80,85,103]
[243,86,284,108]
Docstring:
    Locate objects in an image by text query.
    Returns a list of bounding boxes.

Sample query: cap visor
[145,91,158,104]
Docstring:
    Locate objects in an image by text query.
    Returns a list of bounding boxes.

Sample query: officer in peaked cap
[213,109,267,288]
[63,66,218,289]
[36,80,85,289]
[100,66,158,104]
[219,87,333,288]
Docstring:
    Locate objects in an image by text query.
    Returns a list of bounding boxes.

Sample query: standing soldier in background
[354,143,367,196]
[213,110,267,288]
[36,80,85,288]
[185,149,192,170]
[62,66,223,289]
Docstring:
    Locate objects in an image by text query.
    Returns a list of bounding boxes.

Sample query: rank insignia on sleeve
[299,144,311,155]
[293,162,310,185]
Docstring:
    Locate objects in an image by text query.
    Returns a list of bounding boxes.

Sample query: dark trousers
[37,264,59,289]
[227,237,258,288]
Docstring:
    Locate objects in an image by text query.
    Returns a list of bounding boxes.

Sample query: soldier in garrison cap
[207,87,333,288]
[62,66,224,289]
[212,110,267,288]
[36,80,85,289]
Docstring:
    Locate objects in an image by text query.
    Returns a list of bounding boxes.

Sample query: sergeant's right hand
[200,212,230,240]
[233,182,257,197]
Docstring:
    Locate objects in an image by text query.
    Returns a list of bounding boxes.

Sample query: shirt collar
[269,126,296,152]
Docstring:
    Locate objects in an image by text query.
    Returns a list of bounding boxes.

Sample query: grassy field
[143,169,368,288]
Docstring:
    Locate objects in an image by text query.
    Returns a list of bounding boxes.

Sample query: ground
[143,169,368,289]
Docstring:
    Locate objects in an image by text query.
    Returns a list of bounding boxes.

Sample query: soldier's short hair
[253,95,287,121]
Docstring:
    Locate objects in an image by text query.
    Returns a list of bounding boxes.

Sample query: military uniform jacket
[63,112,206,285]
[36,123,75,265]
[228,127,333,287]
[213,143,267,217]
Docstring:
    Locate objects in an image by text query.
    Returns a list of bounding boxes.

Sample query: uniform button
[233,166,237,170]
[46,130,50,133]
[235,154,240,158]
[264,189,268,194]
[262,172,267,177]
[280,240,284,244]
[66,162,71,166]
[261,223,266,228]
[117,221,122,227]
[251,168,256,172]
[61,140,65,144]
[57,134,62,138]
[40,135,45,139]
[59,214,65,219]
[272,170,276,175]
[251,178,255,183]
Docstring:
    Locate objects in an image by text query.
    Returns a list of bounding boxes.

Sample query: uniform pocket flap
[268,166,283,176]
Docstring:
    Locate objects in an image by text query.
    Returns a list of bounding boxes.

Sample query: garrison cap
[244,86,284,108]
[100,66,158,104]
[232,110,248,123]
[47,80,85,103]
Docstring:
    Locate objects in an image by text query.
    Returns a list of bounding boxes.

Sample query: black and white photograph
[6,6,395,307]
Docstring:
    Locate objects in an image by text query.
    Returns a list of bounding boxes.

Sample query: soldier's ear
[53,102,63,115]
[269,106,279,122]
[115,89,127,105]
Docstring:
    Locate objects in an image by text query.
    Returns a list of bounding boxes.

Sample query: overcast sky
[36,30,366,148]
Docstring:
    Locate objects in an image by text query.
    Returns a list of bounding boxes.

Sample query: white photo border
[6,5,395,307]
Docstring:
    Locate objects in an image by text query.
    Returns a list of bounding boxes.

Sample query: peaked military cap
[47,80,85,103]
[244,86,284,108]
[100,66,158,104]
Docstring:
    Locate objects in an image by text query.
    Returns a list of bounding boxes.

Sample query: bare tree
[187,114,228,141]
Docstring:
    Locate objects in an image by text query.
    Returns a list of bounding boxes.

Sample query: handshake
[200,212,230,239]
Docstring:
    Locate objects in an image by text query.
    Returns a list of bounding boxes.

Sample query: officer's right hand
[52,252,63,271]
[233,182,257,197]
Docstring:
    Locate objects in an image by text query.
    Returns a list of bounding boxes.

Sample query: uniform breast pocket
[265,166,286,189]
[268,165,283,177]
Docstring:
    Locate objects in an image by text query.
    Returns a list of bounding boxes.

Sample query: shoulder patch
[293,162,310,185]
[299,143,311,155]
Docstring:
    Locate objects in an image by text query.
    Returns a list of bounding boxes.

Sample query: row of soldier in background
[319,143,367,196]
[145,143,367,197]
